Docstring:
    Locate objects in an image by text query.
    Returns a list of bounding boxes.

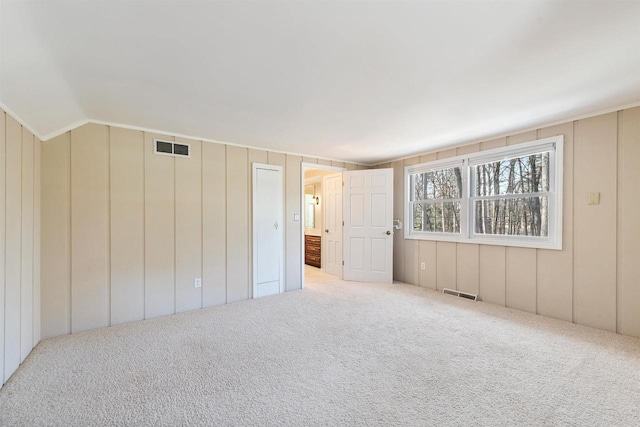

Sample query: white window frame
[404,136,563,250]
[404,157,468,243]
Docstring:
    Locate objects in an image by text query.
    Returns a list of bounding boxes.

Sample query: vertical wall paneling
[436,242,456,290]
[0,113,5,382]
[0,109,41,385]
[418,240,437,289]
[418,154,437,164]
[144,133,176,318]
[226,146,249,302]
[536,123,574,322]
[456,143,479,156]
[331,161,345,168]
[175,138,203,313]
[456,244,479,295]
[33,138,41,345]
[436,148,457,160]
[392,160,404,282]
[617,107,640,336]
[573,113,617,332]
[302,157,317,164]
[4,116,22,381]
[505,248,537,313]
[202,142,227,307]
[506,131,537,147]
[110,128,145,325]
[41,133,71,338]
[480,137,507,151]
[317,159,332,166]
[285,155,302,291]
[20,129,34,362]
[479,246,506,305]
[70,124,110,333]
[268,152,286,168]
[403,241,419,285]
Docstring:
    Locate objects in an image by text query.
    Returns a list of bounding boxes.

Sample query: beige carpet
[1,266,639,426]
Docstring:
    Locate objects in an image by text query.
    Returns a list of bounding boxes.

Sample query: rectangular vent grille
[154,139,190,158]
[442,288,477,301]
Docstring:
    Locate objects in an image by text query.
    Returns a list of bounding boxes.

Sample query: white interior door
[343,169,394,283]
[323,172,343,278]
[253,164,284,298]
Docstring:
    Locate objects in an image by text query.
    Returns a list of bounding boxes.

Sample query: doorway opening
[300,163,345,289]
[300,164,395,289]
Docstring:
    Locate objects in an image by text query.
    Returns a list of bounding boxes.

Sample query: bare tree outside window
[472,152,550,237]
[405,136,562,250]
[411,166,462,233]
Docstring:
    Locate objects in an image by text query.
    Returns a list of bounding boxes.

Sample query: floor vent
[442,288,477,301]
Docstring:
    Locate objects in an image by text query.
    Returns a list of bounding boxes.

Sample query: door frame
[300,162,346,290]
[252,163,284,298]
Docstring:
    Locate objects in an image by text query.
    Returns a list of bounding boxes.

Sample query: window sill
[404,232,562,250]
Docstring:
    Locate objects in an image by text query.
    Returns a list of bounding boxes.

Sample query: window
[405,136,563,249]
[409,160,465,235]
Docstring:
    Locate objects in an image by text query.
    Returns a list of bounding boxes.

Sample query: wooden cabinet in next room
[305,235,321,268]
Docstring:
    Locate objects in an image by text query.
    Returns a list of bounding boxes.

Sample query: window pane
[475,152,549,196]
[474,196,549,237]
[413,202,461,233]
[411,167,462,201]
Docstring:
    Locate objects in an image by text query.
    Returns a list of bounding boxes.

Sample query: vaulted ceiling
[1,1,639,164]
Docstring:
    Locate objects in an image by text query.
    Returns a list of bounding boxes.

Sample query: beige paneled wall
[70,124,110,332]
[109,127,144,325]
[617,108,640,337]
[1,109,41,388]
[41,123,309,338]
[390,107,640,338]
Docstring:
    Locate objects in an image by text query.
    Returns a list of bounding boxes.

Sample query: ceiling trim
[368,100,640,167]
[1,97,364,166]
[0,100,44,141]
[85,119,365,166]
[3,98,639,167]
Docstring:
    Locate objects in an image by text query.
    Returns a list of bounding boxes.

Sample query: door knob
[386,230,391,235]
[325,229,329,233]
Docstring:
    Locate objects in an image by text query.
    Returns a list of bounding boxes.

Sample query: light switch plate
[194,278,202,288]
[294,214,300,221]
[588,192,600,205]
[420,262,426,271]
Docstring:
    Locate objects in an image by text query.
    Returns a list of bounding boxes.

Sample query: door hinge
[342,181,344,187]
[342,221,344,226]
[342,261,344,265]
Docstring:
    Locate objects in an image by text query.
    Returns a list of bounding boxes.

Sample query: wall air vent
[154,139,191,158]
[442,288,478,301]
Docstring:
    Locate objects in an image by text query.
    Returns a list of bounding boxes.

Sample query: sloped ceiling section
[1,1,639,164]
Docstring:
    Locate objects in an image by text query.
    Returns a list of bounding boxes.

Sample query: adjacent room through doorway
[301,164,344,286]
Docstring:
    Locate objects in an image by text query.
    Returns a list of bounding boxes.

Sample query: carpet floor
[1,266,639,426]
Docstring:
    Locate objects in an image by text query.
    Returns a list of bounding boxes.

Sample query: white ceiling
[1,1,639,164]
